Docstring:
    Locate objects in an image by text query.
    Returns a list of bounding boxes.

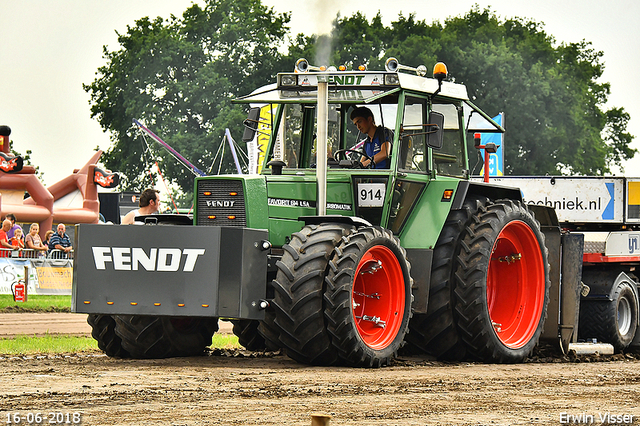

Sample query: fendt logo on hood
[205,200,236,208]
[92,247,206,272]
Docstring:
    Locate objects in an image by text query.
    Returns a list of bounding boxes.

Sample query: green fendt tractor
[74,58,582,367]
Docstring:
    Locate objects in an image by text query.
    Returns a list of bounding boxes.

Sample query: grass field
[0,294,71,313]
[0,295,241,354]
[0,333,240,355]
[0,334,99,355]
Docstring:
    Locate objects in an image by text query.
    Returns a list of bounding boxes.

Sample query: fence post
[24,265,28,300]
[310,414,331,426]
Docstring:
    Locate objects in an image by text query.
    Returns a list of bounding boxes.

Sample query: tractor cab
[236,58,504,247]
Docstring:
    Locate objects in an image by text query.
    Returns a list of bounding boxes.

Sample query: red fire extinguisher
[11,279,27,302]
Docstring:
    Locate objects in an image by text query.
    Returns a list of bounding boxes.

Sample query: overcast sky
[0,0,638,186]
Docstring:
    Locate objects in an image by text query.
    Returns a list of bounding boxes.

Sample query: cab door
[389,95,468,249]
[387,94,434,237]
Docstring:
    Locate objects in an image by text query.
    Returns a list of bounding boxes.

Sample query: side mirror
[426,111,445,149]
[242,107,261,142]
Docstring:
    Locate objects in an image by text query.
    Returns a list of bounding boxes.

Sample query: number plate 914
[357,183,386,207]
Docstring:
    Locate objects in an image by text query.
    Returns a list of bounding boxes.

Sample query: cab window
[400,97,428,173]
[276,104,341,169]
[431,103,467,178]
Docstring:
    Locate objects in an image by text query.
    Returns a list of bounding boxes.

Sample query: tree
[89,4,634,182]
[433,8,633,175]
[287,7,635,175]
[84,0,290,194]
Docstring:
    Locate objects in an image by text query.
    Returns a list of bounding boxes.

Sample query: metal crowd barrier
[0,248,39,258]
[48,249,74,260]
[0,248,74,259]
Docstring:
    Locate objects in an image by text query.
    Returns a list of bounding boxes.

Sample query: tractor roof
[235,58,503,134]
[236,71,469,104]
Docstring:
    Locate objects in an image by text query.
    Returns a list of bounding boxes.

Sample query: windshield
[274,101,399,169]
[277,104,341,168]
[256,91,469,176]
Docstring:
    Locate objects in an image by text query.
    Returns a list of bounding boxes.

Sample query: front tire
[114,315,218,358]
[271,223,354,365]
[257,307,282,351]
[324,227,412,367]
[87,314,128,358]
[454,200,550,363]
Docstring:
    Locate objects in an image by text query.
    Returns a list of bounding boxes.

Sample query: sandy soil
[1,314,639,426]
[1,352,639,426]
[0,313,93,337]
[0,312,233,337]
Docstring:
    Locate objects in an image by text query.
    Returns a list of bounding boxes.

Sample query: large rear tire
[454,200,550,363]
[87,314,128,358]
[271,223,354,365]
[324,227,412,367]
[579,278,639,352]
[404,197,487,360]
[114,315,218,358]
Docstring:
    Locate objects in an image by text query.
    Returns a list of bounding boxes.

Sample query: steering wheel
[333,149,374,169]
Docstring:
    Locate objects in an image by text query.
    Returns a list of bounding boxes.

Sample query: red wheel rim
[487,220,545,349]
[351,245,405,350]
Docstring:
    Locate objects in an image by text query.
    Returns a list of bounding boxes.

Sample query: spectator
[0,219,15,257]
[5,213,23,240]
[43,230,54,250]
[25,223,48,255]
[49,223,73,257]
[122,189,160,225]
[10,228,24,249]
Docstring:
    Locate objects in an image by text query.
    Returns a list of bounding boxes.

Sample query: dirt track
[0,313,92,337]
[0,312,234,337]
[1,314,639,425]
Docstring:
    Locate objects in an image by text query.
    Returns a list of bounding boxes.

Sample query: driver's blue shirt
[363,127,393,169]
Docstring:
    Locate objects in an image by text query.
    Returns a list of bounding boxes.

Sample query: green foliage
[87,3,634,181]
[433,8,630,175]
[210,333,241,349]
[286,6,635,175]
[84,0,290,192]
[168,186,193,211]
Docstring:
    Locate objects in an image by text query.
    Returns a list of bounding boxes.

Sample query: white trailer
[483,176,640,351]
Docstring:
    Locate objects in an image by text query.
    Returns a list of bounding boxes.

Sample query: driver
[350,107,393,169]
